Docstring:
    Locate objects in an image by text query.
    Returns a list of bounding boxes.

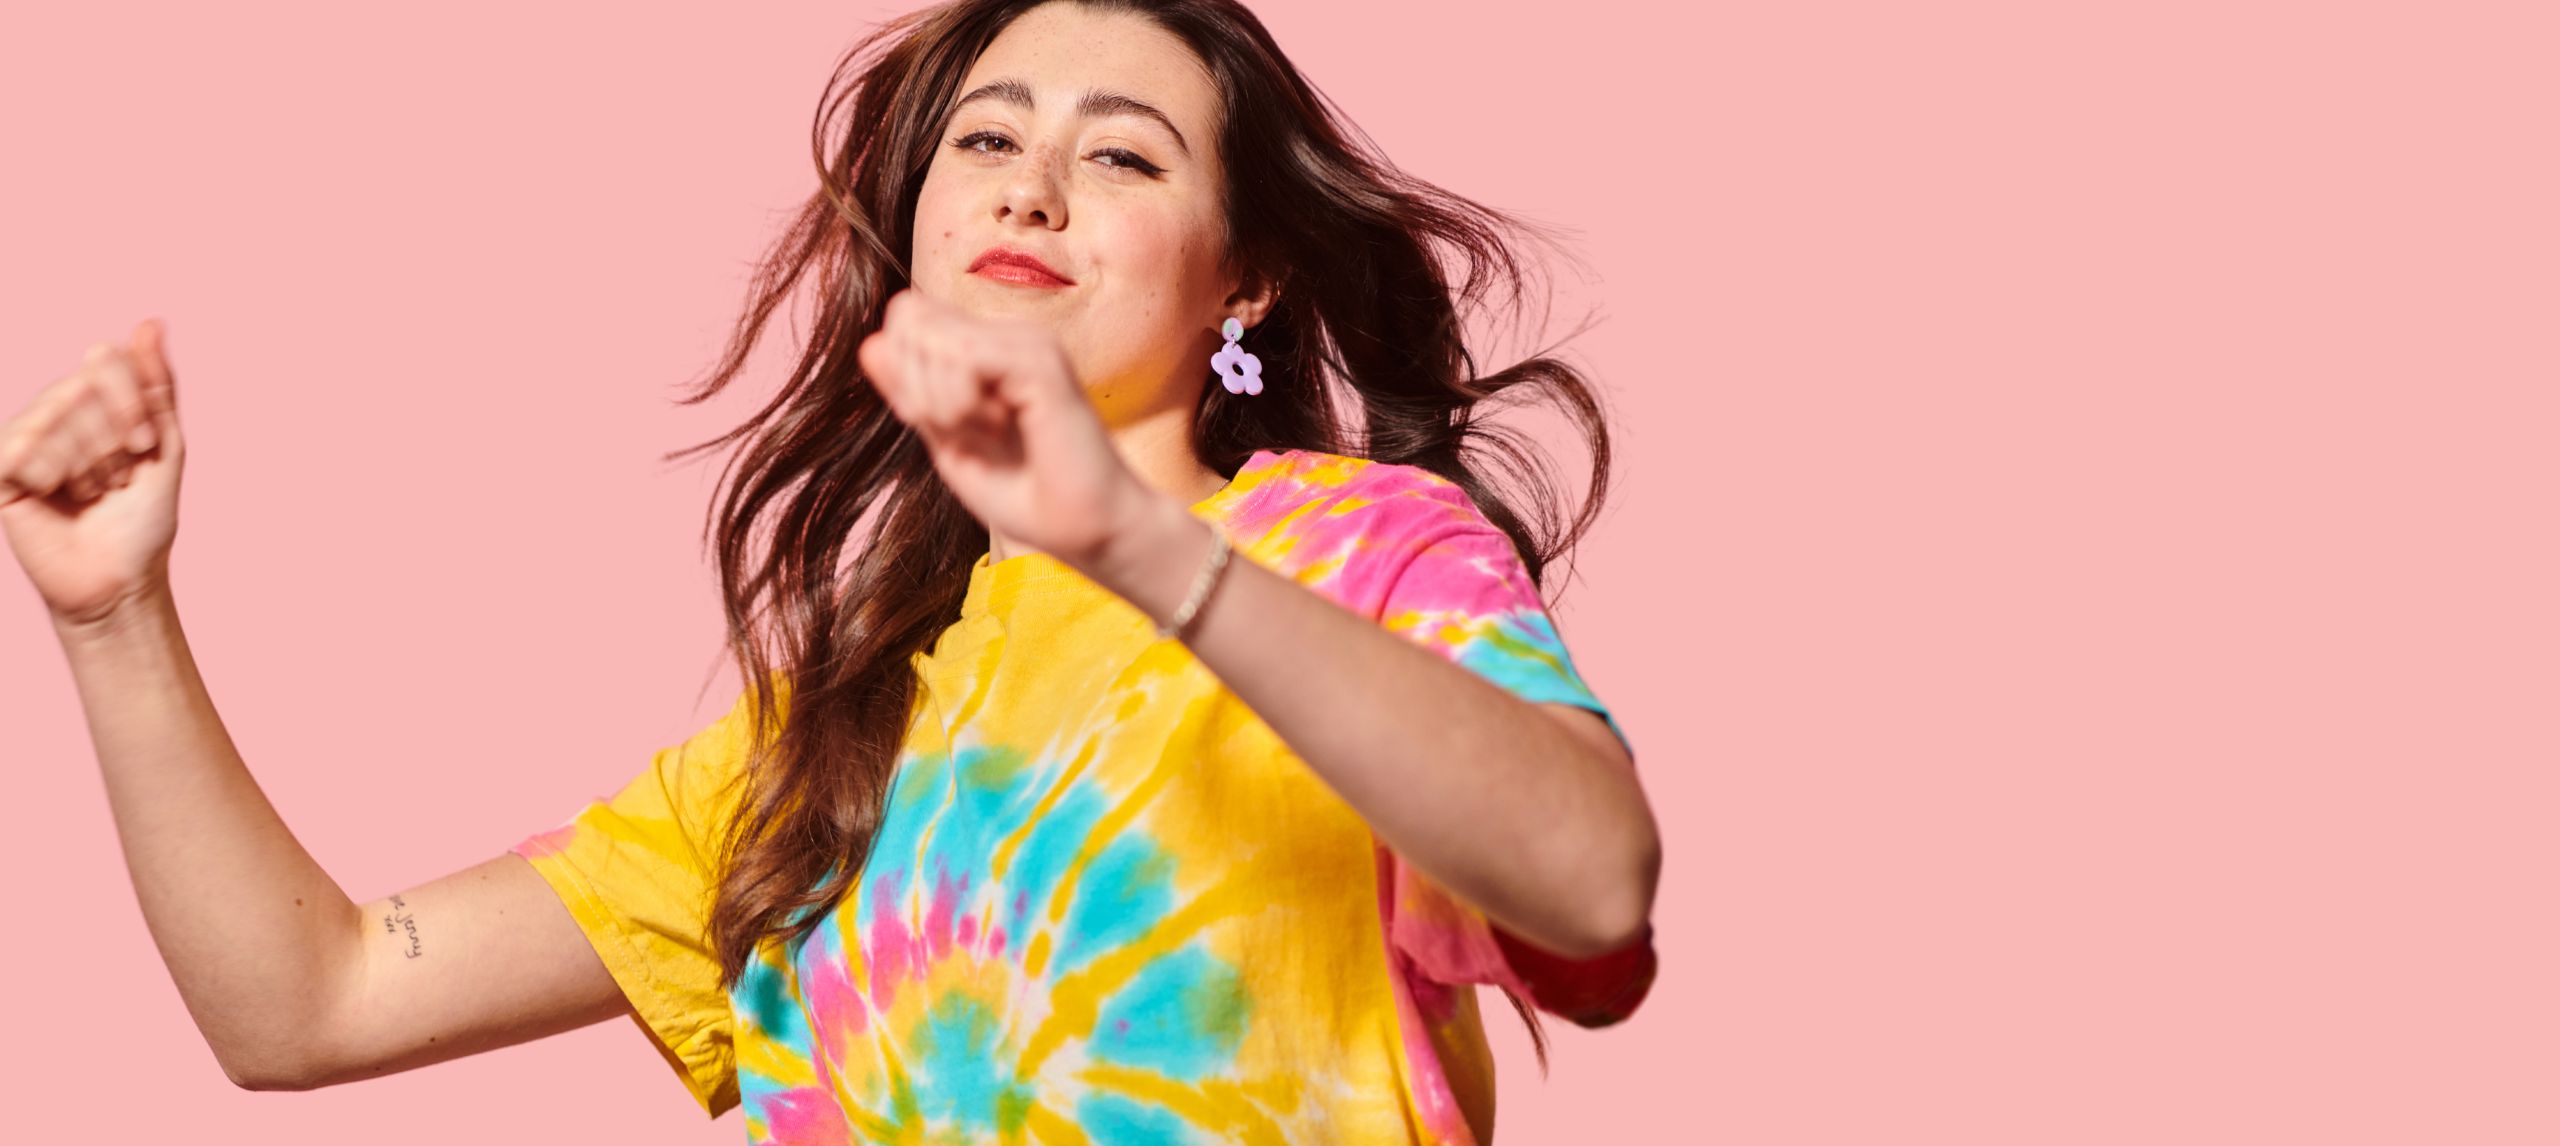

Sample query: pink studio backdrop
[4,1,2553,1143]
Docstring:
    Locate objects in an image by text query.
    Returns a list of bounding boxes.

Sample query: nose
[997,143,1067,228]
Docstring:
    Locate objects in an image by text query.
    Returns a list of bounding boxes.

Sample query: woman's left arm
[851,288,1656,959]
[1084,491,1662,961]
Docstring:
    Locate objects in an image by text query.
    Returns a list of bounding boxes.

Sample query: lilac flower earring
[1212,316,1263,396]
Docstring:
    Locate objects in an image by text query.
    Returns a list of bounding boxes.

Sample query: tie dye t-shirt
[510,446,1656,1144]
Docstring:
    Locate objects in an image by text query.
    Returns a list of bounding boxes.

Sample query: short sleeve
[508,686,767,1117]
[1360,476,1657,1027]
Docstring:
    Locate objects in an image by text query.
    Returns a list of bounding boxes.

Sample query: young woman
[3,1,1659,1142]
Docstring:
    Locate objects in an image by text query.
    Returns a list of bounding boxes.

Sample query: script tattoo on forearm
[382,893,423,959]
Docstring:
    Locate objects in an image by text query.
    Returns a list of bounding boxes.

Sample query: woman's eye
[1094,148,1162,175]
[947,132,1160,176]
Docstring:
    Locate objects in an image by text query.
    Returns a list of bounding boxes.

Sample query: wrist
[1079,489,1212,628]
[51,582,179,651]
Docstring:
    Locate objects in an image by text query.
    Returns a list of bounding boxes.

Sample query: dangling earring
[1212,316,1263,396]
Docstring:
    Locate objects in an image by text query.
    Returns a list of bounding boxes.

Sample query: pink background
[4,1,2554,1141]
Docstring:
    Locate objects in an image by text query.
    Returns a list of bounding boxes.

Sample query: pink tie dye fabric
[510,446,1654,1143]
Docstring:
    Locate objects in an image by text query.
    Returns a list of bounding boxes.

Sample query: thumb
[129,317,178,421]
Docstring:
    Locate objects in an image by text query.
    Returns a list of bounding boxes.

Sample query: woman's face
[911,2,1258,428]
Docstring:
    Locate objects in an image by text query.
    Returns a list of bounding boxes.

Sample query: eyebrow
[945,77,1192,159]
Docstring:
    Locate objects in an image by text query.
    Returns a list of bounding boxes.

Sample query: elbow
[224,1057,315,1094]
[217,1040,321,1094]
[224,1060,304,1093]
[1577,822,1661,957]
[1553,736,1659,958]
[1518,827,1659,961]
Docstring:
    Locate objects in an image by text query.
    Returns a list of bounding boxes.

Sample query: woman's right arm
[52,593,632,1091]
[10,323,633,1092]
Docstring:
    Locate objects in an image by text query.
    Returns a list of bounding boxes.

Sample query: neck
[987,410,1222,564]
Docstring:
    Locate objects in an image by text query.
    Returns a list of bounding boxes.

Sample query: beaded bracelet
[1155,520,1234,640]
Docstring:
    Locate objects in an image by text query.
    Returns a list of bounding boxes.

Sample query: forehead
[959,3,1218,137]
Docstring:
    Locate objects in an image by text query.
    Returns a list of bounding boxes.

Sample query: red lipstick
[968,245,1075,288]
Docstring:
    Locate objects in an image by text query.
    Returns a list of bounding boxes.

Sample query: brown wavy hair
[667,0,1616,1071]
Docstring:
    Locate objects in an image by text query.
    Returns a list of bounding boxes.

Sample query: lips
[968,246,1074,286]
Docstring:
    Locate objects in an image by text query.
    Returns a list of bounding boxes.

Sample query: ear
[1222,263,1288,331]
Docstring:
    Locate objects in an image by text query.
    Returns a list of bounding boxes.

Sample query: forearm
[51,590,361,1084]
[1091,497,1658,958]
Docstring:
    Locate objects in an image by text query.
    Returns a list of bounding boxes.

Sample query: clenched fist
[1,319,186,629]
[853,287,1153,573]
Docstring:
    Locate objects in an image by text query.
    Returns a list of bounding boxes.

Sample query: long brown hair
[667,0,1616,1071]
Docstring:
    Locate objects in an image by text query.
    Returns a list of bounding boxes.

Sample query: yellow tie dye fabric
[512,446,1655,1144]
